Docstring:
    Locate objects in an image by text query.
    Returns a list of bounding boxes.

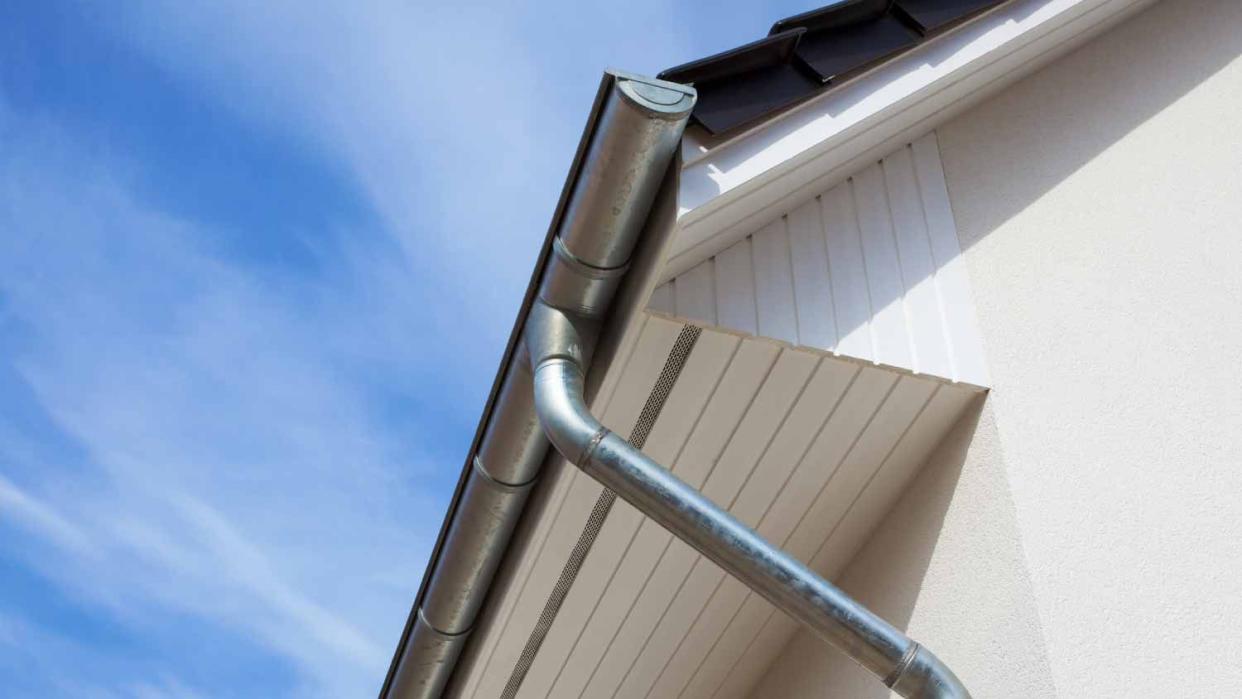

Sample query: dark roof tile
[661,0,1008,135]
[894,0,1007,36]
[791,14,920,83]
[659,30,821,134]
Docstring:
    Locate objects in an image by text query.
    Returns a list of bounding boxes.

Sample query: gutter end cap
[608,69,697,119]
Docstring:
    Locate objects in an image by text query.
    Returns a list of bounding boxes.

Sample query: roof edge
[667,0,1156,281]
[376,71,617,699]
[380,71,693,698]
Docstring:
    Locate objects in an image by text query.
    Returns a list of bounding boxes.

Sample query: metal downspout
[516,76,973,697]
[386,68,972,698]
[524,306,972,698]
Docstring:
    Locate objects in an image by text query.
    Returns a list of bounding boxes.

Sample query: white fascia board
[669,0,1155,280]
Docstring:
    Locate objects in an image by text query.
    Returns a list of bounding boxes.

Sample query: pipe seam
[416,608,471,640]
[472,455,538,491]
[552,236,630,277]
[539,239,629,316]
[886,641,921,688]
[580,426,609,467]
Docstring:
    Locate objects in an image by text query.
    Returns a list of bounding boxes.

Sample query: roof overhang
[388,0,1160,695]
[453,316,984,697]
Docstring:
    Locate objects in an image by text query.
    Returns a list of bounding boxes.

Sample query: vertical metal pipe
[527,323,971,699]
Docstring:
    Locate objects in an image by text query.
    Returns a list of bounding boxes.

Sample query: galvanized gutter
[382,69,971,698]
[381,70,696,699]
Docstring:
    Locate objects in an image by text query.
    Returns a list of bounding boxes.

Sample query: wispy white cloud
[0,107,443,695]
[106,0,714,348]
[0,474,92,555]
[0,2,580,690]
[0,606,214,699]
[111,0,563,342]
[128,676,211,699]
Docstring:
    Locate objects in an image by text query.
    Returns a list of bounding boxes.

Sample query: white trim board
[668,0,1158,281]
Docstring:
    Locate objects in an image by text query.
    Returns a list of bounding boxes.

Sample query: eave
[669,0,1157,280]
[386,0,1160,695]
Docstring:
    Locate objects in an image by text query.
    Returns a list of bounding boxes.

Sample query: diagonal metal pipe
[524,302,972,698]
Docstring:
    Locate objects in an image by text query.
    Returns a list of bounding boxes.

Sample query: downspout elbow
[889,643,972,699]
[524,299,608,468]
[530,356,606,467]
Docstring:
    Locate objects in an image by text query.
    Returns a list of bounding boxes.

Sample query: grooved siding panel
[463,316,686,699]
[698,384,977,699]
[652,132,989,387]
[513,329,744,699]
[714,238,759,335]
[457,316,982,698]
[673,257,717,325]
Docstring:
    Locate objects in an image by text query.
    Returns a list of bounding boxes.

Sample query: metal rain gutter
[384,69,971,698]
[383,70,696,699]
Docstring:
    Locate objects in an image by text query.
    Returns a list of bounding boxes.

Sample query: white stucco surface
[749,0,1242,695]
[751,401,1057,698]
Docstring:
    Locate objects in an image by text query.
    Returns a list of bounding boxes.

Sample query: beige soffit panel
[652,133,989,387]
[453,313,983,698]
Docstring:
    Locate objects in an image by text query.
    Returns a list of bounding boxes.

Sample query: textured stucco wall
[751,401,1057,697]
[750,0,1242,695]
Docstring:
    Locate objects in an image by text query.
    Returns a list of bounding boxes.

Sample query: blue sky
[0,1,813,696]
